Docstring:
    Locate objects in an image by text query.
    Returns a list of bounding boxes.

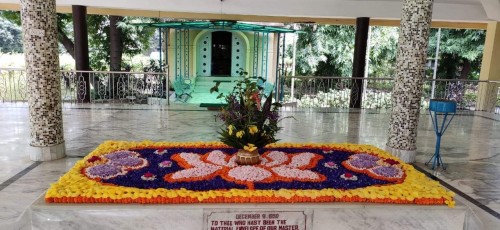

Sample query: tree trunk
[109,15,123,71]
[460,59,471,79]
[57,26,75,60]
[109,16,124,99]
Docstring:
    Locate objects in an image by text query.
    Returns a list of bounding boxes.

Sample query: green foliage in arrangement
[214,77,283,150]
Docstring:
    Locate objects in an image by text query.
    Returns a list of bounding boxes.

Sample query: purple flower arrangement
[84,147,404,191]
[85,164,124,179]
[369,166,403,179]
[349,158,379,169]
[342,153,405,182]
[83,150,148,180]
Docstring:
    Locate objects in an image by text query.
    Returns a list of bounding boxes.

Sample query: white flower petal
[178,152,205,167]
[264,151,288,167]
[171,165,222,180]
[206,150,229,166]
[272,166,320,180]
[288,152,316,168]
[228,166,272,182]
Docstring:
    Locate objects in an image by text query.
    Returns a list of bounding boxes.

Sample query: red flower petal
[384,159,399,165]
[344,172,353,178]
[87,156,101,163]
[144,172,154,177]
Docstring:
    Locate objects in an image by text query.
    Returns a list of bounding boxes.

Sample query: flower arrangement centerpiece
[212,77,283,165]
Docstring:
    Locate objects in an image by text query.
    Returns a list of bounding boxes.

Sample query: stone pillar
[350,17,370,109]
[20,0,66,161]
[386,0,434,163]
[72,5,91,103]
[477,22,500,112]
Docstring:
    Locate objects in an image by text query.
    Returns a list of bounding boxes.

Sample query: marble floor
[0,103,499,229]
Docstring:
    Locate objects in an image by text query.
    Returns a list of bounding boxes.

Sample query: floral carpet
[45,141,455,207]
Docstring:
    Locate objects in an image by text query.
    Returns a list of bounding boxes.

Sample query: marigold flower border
[45,141,455,207]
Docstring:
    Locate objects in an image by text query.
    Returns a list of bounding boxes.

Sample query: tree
[109,16,123,71]
[294,24,355,77]
[367,26,398,78]
[427,29,485,80]
[0,17,23,53]
[0,10,157,71]
[1,11,75,58]
[87,15,157,71]
[293,24,399,78]
[56,14,75,60]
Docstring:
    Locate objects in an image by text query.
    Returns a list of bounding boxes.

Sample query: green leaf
[210,82,221,94]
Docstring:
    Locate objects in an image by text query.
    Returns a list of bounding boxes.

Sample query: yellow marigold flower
[244,143,257,152]
[248,125,258,135]
[236,130,245,138]
[228,125,234,135]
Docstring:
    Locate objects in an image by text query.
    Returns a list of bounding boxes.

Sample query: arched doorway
[196,31,247,77]
[211,31,232,76]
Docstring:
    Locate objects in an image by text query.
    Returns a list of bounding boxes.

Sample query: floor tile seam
[63,107,209,112]
[2,104,500,117]
[0,162,42,192]
[475,114,500,122]
[412,164,500,220]
[426,157,500,164]
[64,107,500,120]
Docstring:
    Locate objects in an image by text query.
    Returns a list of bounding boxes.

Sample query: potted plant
[212,77,284,165]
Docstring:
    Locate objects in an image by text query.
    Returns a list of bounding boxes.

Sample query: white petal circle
[228,166,272,182]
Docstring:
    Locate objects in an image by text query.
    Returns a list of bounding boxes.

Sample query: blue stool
[425,99,457,170]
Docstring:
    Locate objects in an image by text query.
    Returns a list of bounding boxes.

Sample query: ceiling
[0,0,499,22]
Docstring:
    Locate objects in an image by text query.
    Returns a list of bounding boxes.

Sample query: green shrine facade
[138,20,295,83]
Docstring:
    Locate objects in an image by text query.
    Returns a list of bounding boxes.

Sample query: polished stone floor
[0,103,499,229]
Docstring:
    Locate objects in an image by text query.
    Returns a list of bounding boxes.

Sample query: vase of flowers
[213,77,283,165]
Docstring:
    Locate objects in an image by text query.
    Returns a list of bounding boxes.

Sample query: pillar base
[385,145,416,163]
[477,82,499,112]
[29,142,66,161]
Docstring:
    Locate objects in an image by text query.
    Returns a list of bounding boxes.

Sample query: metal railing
[278,76,500,114]
[1,68,499,114]
[278,76,394,109]
[0,68,28,102]
[0,68,169,105]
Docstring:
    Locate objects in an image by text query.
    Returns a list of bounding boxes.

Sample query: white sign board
[204,209,312,230]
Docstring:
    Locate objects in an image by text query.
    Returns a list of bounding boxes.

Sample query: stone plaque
[204,209,312,230]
